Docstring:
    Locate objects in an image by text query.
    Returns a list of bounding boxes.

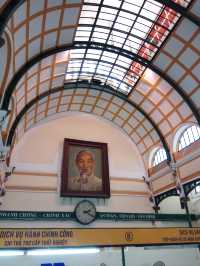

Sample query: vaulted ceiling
[0,0,200,168]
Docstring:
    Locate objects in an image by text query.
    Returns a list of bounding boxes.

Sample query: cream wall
[1,113,191,228]
[0,112,159,228]
[11,112,146,178]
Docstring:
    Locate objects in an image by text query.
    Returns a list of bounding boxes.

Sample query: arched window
[178,125,200,151]
[152,148,167,167]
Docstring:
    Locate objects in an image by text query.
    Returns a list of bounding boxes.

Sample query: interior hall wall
[0,113,161,227]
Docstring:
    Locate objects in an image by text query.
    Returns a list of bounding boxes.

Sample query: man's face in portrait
[76,151,95,177]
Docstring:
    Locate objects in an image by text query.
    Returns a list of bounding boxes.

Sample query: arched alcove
[11,112,146,179]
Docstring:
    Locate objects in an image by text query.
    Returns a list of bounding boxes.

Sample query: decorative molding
[6,185,148,197]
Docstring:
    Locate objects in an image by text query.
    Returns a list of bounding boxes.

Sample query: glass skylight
[65,0,191,94]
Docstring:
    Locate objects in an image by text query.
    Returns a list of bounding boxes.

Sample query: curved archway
[1,42,200,126]
[7,82,172,162]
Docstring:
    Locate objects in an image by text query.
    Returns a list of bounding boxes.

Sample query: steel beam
[0,0,24,36]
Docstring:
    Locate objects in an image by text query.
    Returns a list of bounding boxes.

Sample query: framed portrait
[60,138,110,198]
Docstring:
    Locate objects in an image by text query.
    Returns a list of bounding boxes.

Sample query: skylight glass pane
[99,12,116,21]
[79,17,96,24]
[101,7,118,15]
[85,0,101,3]
[75,37,88,41]
[135,21,150,33]
[82,5,98,11]
[144,1,162,14]
[140,8,159,21]
[114,22,130,32]
[71,0,184,94]
[122,2,141,14]
[81,11,97,17]
[103,0,121,8]
[116,16,134,27]
[137,16,153,28]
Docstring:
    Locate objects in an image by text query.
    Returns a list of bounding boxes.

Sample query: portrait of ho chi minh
[68,150,102,192]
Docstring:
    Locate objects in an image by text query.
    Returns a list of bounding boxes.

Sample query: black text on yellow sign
[0,228,200,248]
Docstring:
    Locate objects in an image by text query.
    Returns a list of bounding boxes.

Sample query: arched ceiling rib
[7,82,170,161]
[2,42,200,124]
[4,51,168,166]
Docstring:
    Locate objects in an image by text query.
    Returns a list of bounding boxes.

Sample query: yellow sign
[0,228,200,248]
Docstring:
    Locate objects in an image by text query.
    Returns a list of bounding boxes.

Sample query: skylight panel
[96,68,108,75]
[108,39,123,48]
[134,21,150,33]
[85,0,101,3]
[144,1,162,14]
[128,35,143,46]
[116,16,134,27]
[81,11,97,18]
[67,67,81,72]
[101,7,118,15]
[140,8,159,21]
[102,51,118,59]
[96,18,113,27]
[76,30,91,37]
[111,69,125,78]
[97,66,112,73]
[106,78,120,88]
[76,37,89,41]
[124,39,141,53]
[115,60,130,69]
[98,12,116,21]
[79,17,95,24]
[70,52,85,59]
[118,11,136,22]
[82,60,97,67]
[86,53,100,60]
[101,55,115,62]
[72,0,184,94]
[82,5,98,12]
[137,17,153,28]
[65,73,79,79]
[79,73,93,79]
[122,2,142,14]
[102,56,115,63]
[118,55,132,65]
[103,0,121,8]
[133,28,147,39]
[92,31,109,40]
[114,22,130,32]
[87,49,102,56]
[94,27,110,34]
[68,61,82,68]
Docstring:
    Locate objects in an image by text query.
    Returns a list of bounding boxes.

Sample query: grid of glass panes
[178,125,200,151]
[65,48,133,93]
[68,0,182,94]
[152,148,167,166]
